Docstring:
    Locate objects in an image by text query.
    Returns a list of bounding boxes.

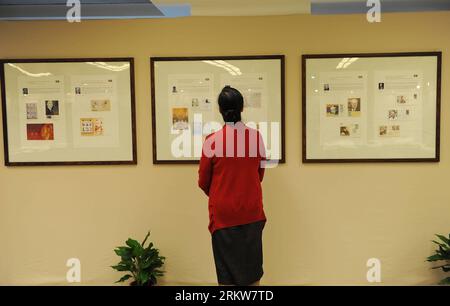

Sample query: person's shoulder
[205,133,215,140]
[243,124,262,136]
[204,126,224,140]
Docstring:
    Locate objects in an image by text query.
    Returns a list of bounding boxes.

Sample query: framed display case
[1,58,137,166]
[302,52,441,163]
[151,55,285,164]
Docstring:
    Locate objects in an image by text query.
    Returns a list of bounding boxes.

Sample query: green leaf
[125,238,140,249]
[150,275,157,285]
[438,277,450,285]
[139,270,150,285]
[140,260,152,270]
[115,274,133,283]
[141,248,156,260]
[114,247,133,259]
[432,240,447,248]
[436,234,450,245]
[427,254,445,262]
[111,264,132,272]
[153,269,165,277]
[118,258,134,266]
[437,241,450,250]
[126,238,144,257]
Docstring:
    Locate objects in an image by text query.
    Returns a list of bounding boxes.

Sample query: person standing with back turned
[198,86,267,286]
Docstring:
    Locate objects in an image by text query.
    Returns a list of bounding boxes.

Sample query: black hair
[218,86,244,123]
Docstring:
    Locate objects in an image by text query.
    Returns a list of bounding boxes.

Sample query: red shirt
[198,122,266,234]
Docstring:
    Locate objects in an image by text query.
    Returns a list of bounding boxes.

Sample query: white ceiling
[152,0,311,16]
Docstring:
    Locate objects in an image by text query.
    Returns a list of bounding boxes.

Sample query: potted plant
[112,231,165,286]
[426,233,450,285]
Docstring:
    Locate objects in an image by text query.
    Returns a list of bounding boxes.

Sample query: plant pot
[130,280,156,287]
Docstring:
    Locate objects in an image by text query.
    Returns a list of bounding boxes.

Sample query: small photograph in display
[388,109,398,120]
[26,103,38,119]
[243,91,262,108]
[172,86,178,93]
[22,88,29,95]
[397,95,407,104]
[403,109,412,119]
[326,104,341,117]
[192,98,212,111]
[80,118,103,136]
[45,100,59,117]
[340,126,350,136]
[324,84,330,91]
[391,125,400,136]
[75,87,81,95]
[347,98,361,117]
[91,99,111,111]
[172,107,189,130]
[340,123,360,137]
[378,83,385,90]
[26,123,54,140]
[397,109,413,120]
[379,125,400,137]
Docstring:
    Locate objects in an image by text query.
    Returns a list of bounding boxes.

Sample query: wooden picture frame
[302,52,441,163]
[1,58,137,166]
[151,55,285,164]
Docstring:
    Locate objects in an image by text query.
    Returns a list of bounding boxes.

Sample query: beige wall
[0,12,449,285]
